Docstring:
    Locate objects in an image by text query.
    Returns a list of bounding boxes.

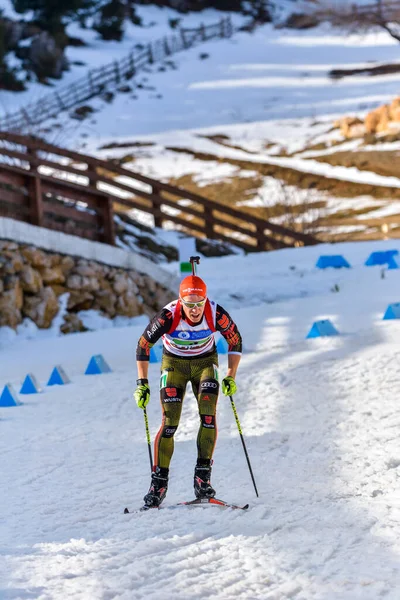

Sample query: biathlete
[134,273,242,508]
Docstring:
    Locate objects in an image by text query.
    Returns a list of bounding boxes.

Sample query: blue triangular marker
[365,250,399,266]
[0,384,22,407]
[383,303,400,320]
[47,365,70,386]
[85,354,112,375]
[150,344,163,363]
[216,337,228,354]
[316,255,351,269]
[20,373,42,394]
[306,319,339,338]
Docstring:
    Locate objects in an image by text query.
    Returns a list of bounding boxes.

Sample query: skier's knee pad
[200,414,216,429]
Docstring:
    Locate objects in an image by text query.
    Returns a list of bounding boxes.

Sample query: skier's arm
[137,360,149,380]
[215,304,242,354]
[216,304,242,396]
[134,308,173,409]
[226,353,241,379]
[136,308,174,362]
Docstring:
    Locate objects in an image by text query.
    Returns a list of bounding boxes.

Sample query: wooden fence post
[148,43,154,64]
[256,223,266,251]
[204,208,214,239]
[101,196,115,245]
[163,36,171,56]
[220,17,225,38]
[26,147,44,227]
[180,28,187,49]
[114,61,120,83]
[129,52,136,75]
[86,163,97,190]
[200,23,206,41]
[152,186,163,228]
[88,70,95,95]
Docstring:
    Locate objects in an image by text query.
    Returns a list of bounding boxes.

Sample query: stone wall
[0,240,174,333]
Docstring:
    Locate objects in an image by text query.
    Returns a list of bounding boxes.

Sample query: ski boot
[194,459,216,499]
[143,466,169,508]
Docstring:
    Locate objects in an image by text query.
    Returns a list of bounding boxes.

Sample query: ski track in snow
[2,243,400,598]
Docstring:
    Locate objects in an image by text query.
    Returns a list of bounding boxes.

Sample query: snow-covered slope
[1,239,400,599]
[33,21,400,148]
[0,5,245,116]
[3,8,400,242]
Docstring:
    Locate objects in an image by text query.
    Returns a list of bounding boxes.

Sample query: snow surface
[2,239,400,599]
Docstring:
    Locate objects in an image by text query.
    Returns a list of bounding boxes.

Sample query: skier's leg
[191,354,219,498]
[144,356,189,507]
[153,385,184,469]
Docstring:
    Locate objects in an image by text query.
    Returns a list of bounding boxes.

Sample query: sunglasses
[180,297,207,309]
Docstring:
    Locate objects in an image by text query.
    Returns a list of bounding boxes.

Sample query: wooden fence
[0,132,318,251]
[315,1,400,21]
[0,17,233,133]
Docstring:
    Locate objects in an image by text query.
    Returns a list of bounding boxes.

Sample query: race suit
[136,298,242,469]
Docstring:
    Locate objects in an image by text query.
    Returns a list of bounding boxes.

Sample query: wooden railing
[314,0,400,22]
[0,17,233,133]
[0,133,319,251]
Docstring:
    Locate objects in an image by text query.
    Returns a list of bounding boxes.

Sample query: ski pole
[229,395,259,497]
[143,407,153,473]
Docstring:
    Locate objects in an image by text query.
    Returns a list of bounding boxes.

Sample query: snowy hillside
[23,16,400,243]
[2,240,400,599]
[31,21,400,145]
[3,5,400,242]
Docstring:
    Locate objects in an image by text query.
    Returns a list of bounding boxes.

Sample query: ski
[124,498,249,513]
[177,498,249,510]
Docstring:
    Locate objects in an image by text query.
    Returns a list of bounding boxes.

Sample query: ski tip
[242,504,250,510]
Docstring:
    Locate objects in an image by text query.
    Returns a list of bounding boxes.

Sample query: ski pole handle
[229,396,259,498]
[143,407,153,473]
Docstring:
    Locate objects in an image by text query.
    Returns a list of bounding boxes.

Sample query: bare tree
[312,0,400,42]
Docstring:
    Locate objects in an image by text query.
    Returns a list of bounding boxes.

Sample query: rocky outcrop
[333,116,364,139]
[0,240,174,333]
[335,96,400,138]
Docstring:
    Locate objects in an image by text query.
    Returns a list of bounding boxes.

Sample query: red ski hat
[179,275,207,298]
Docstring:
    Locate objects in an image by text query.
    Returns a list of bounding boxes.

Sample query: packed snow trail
[1,242,400,599]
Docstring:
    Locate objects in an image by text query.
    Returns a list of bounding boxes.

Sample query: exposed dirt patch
[287,138,350,157]
[311,149,400,180]
[98,140,155,150]
[166,166,389,242]
[196,133,260,154]
[330,62,400,79]
[165,146,400,200]
[168,172,263,207]
[113,140,400,243]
